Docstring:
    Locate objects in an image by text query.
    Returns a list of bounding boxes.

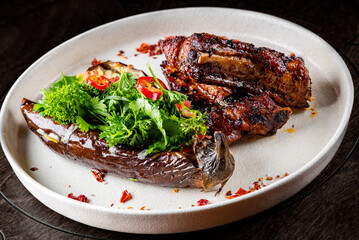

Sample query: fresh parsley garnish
[34,68,207,155]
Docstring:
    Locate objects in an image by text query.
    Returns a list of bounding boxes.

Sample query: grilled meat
[161,61,292,144]
[159,33,311,108]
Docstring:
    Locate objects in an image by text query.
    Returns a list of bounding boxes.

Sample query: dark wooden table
[0,1,358,239]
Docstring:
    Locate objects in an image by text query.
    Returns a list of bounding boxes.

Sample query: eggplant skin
[21,98,203,188]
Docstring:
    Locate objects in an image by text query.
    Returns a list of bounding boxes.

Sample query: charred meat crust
[160,61,292,144]
[21,99,203,188]
[159,33,312,108]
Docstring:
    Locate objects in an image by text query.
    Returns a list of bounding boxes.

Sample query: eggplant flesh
[21,99,235,190]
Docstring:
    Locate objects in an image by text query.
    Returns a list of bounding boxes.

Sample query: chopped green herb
[127,178,138,182]
[34,67,207,154]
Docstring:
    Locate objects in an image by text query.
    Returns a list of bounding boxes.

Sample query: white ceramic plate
[0,8,353,234]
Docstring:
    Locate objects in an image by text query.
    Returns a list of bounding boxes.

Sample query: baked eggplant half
[20,60,235,192]
[21,99,234,190]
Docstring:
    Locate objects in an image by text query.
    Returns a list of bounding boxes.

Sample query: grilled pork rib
[161,61,292,144]
[159,33,311,108]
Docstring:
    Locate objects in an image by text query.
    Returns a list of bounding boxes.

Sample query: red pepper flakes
[67,193,88,203]
[259,177,264,182]
[68,185,71,188]
[266,176,273,181]
[30,167,38,171]
[225,191,232,196]
[152,56,157,59]
[285,172,289,177]
[225,188,249,199]
[191,204,195,207]
[140,206,146,210]
[173,189,179,193]
[276,175,281,178]
[110,203,114,207]
[127,206,133,209]
[91,170,104,182]
[117,50,128,59]
[236,188,249,196]
[91,58,101,66]
[120,190,132,203]
[253,182,261,190]
[136,43,162,56]
[197,199,209,206]
[134,53,138,57]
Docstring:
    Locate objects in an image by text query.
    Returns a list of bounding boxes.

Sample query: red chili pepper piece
[91,170,104,182]
[136,77,167,100]
[76,195,88,202]
[86,75,110,90]
[197,199,209,206]
[235,188,249,196]
[68,193,88,203]
[120,190,132,203]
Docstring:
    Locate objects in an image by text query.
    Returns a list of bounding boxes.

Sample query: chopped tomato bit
[120,190,132,203]
[176,100,194,117]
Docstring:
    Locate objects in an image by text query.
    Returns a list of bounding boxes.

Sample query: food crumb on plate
[136,42,162,56]
[68,193,88,203]
[197,199,209,206]
[120,190,132,203]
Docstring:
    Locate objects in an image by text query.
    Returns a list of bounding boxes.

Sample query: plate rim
[0,7,354,217]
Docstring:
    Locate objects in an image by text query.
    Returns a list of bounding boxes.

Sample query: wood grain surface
[0,0,358,239]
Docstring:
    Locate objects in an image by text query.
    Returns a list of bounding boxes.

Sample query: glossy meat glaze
[161,61,292,144]
[159,33,311,108]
